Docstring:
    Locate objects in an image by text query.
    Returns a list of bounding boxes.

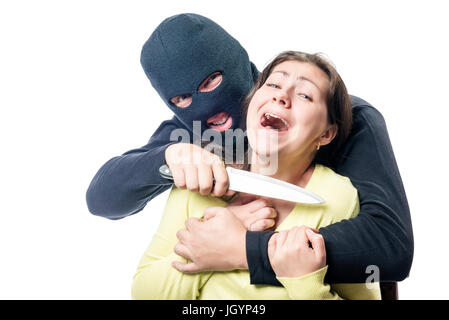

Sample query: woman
[131,51,381,299]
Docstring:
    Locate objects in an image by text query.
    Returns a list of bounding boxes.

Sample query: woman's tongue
[206,112,232,132]
[261,115,288,131]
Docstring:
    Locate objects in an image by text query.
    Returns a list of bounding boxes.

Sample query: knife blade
[159,165,324,204]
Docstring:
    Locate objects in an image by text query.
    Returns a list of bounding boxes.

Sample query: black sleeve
[246,97,413,284]
[320,98,413,282]
[246,231,280,286]
[85,117,184,220]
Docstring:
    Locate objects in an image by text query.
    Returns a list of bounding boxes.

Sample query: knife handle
[159,164,217,185]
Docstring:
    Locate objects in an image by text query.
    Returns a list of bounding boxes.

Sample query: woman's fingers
[249,218,275,231]
[277,230,288,248]
[230,193,259,206]
[286,225,301,246]
[269,227,326,278]
[171,261,201,274]
[245,207,277,230]
[244,198,273,212]
[264,207,277,219]
[226,197,276,231]
[306,228,326,260]
[267,232,279,261]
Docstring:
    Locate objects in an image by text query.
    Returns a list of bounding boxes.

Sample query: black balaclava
[140,13,258,141]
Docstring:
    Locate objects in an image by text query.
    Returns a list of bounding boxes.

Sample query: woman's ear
[319,124,338,147]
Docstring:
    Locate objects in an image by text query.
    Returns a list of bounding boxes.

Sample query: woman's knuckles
[243,218,252,230]
[256,199,271,209]
[257,207,270,217]
[268,208,277,218]
[265,219,275,229]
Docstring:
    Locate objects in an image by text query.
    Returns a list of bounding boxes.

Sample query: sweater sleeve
[278,266,381,300]
[320,98,414,283]
[131,187,211,300]
[85,117,185,220]
[277,266,343,300]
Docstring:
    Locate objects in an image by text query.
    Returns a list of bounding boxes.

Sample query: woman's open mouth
[259,112,289,133]
[206,112,233,132]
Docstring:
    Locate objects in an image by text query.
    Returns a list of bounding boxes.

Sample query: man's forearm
[320,204,413,283]
[86,118,183,219]
[86,144,172,219]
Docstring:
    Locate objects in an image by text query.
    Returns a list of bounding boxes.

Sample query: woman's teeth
[263,113,289,131]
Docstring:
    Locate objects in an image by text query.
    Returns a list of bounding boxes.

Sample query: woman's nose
[272,91,290,108]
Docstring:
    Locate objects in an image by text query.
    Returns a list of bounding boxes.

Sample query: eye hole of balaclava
[170,71,223,108]
[197,71,222,92]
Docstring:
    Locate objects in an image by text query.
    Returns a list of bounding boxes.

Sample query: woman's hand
[172,207,247,273]
[268,226,326,278]
[227,194,277,231]
[165,143,234,197]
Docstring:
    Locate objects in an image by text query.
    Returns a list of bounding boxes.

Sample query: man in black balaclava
[86,13,258,219]
[86,13,412,290]
[140,13,258,138]
[140,14,256,191]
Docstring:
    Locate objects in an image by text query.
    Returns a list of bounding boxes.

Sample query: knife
[159,164,324,204]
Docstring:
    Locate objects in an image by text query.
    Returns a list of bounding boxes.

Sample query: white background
[1,0,448,299]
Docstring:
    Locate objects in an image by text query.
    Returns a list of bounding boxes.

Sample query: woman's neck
[249,150,316,230]
[249,151,316,188]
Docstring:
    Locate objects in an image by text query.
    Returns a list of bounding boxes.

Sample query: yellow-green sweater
[132,164,381,300]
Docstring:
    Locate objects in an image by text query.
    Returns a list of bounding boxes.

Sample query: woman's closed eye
[170,94,193,108]
[198,72,222,92]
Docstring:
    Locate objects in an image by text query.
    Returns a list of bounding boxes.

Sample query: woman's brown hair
[242,50,352,158]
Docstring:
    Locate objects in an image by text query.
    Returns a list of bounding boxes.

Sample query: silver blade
[226,167,324,204]
[159,164,324,204]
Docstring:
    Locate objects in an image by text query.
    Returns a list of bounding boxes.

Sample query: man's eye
[198,72,222,92]
[204,78,214,87]
[205,74,219,86]
[170,94,192,108]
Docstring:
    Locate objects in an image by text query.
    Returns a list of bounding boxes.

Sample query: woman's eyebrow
[272,70,320,90]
